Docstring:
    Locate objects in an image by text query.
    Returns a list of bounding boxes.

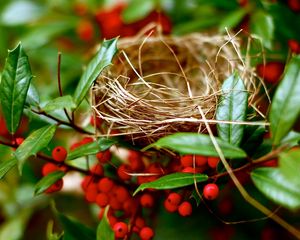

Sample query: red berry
[288,0,300,12]
[76,19,94,42]
[42,163,59,176]
[113,222,128,238]
[140,193,154,208]
[288,39,300,54]
[109,196,122,210]
[81,137,94,145]
[90,164,104,176]
[15,137,24,145]
[85,184,98,202]
[135,217,146,229]
[81,175,93,191]
[178,201,192,217]
[139,226,154,240]
[203,183,219,200]
[108,215,118,227]
[117,164,132,181]
[90,115,102,127]
[96,150,111,163]
[180,155,193,167]
[123,198,137,214]
[181,167,197,174]
[256,62,285,84]
[52,146,67,162]
[45,179,63,194]
[96,192,109,207]
[98,177,114,193]
[164,199,178,212]
[128,150,144,171]
[113,186,130,202]
[195,155,207,167]
[207,157,220,168]
[166,192,182,206]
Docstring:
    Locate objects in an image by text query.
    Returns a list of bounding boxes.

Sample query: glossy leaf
[14,125,56,173]
[73,38,118,106]
[0,158,17,180]
[280,131,300,147]
[145,132,247,159]
[122,0,154,23]
[0,43,33,133]
[42,95,76,113]
[270,56,300,145]
[251,168,300,210]
[279,150,300,188]
[97,207,114,240]
[25,83,40,107]
[250,10,274,49]
[34,170,65,195]
[134,173,208,195]
[57,213,95,240]
[219,8,248,32]
[216,73,248,146]
[67,138,117,160]
[241,125,265,156]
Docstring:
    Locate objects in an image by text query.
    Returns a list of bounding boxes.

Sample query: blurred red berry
[90,115,102,127]
[288,0,300,12]
[90,164,104,176]
[139,226,154,240]
[135,217,146,229]
[81,137,94,145]
[117,164,132,181]
[76,19,94,42]
[113,186,130,202]
[180,155,193,167]
[203,183,219,200]
[208,157,220,169]
[195,155,207,167]
[96,192,109,207]
[128,150,144,171]
[96,150,111,163]
[140,193,154,208]
[256,62,285,84]
[45,179,63,194]
[178,201,192,217]
[113,222,128,238]
[42,163,59,176]
[85,184,98,202]
[15,137,24,145]
[73,2,88,16]
[288,39,300,54]
[181,166,197,174]
[52,146,67,162]
[98,177,114,193]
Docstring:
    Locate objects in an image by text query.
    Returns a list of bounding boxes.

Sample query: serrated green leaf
[73,38,118,106]
[67,138,116,160]
[279,150,300,188]
[250,10,274,49]
[34,171,65,195]
[270,56,300,145]
[0,43,33,133]
[14,125,56,174]
[26,83,40,107]
[134,173,208,195]
[97,207,114,240]
[122,0,154,23]
[145,132,247,159]
[57,213,95,240]
[216,73,248,146]
[42,95,76,113]
[219,8,248,32]
[251,167,300,210]
[0,158,17,180]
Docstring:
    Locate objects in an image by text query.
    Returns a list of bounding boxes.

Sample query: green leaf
[250,10,274,49]
[122,0,154,23]
[34,170,65,195]
[42,95,76,113]
[251,168,300,210]
[145,132,247,159]
[97,207,114,240]
[0,158,17,180]
[67,138,116,160]
[14,125,57,173]
[219,8,248,32]
[73,38,118,106]
[216,73,248,146]
[279,150,300,188]
[270,56,300,145]
[57,213,95,240]
[280,131,300,147]
[241,125,265,156]
[26,83,40,107]
[0,43,33,133]
[134,172,208,195]
[0,1,45,26]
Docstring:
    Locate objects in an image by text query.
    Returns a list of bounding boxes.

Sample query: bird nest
[92,32,259,146]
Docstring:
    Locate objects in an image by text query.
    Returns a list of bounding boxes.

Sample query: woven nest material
[93,32,259,146]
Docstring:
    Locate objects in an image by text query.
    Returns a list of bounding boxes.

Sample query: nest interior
[93,33,257,145]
